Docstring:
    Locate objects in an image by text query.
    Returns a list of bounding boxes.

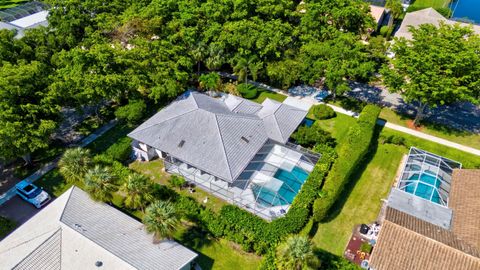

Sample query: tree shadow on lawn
[321,125,383,223]
[175,224,215,269]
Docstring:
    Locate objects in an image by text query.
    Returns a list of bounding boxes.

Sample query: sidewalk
[218,73,480,156]
[0,120,118,206]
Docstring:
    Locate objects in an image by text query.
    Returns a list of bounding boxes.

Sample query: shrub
[104,137,132,162]
[0,216,15,238]
[313,105,380,222]
[339,96,366,113]
[291,125,336,148]
[115,100,146,126]
[237,83,258,99]
[435,7,452,18]
[379,25,390,37]
[379,134,405,146]
[312,104,336,120]
[169,175,186,188]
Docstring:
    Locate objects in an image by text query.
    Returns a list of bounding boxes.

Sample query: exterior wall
[132,140,157,161]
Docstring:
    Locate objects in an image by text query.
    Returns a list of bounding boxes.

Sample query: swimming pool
[253,166,309,207]
[405,170,442,204]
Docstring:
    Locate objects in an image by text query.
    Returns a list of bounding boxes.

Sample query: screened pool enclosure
[397,147,462,207]
[165,140,319,220]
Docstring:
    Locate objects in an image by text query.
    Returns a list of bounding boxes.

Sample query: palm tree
[275,235,320,270]
[84,165,118,203]
[233,55,262,84]
[143,201,179,242]
[198,73,221,92]
[190,42,207,74]
[58,147,92,184]
[385,0,403,28]
[122,173,153,213]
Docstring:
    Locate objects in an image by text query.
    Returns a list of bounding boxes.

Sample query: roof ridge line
[11,228,62,269]
[213,114,234,181]
[128,107,198,136]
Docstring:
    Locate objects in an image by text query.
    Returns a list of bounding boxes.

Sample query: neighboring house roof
[449,169,480,250]
[369,5,385,25]
[371,169,480,270]
[128,91,307,182]
[384,207,480,258]
[9,10,48,28]
[0,187,197,270]
[369,221,480,270]
[395,8,480,40]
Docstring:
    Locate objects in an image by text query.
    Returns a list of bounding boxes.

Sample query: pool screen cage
[0,2,48,22]
[397,147,462,207]
[164,141,319,220]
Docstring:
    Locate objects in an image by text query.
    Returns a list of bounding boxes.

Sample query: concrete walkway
[0,120,118,206]
[219,73,480,156]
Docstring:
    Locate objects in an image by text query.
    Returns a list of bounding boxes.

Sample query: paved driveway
[0,195,52,238]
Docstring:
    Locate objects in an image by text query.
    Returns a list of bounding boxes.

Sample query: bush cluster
[104,137,133,162]
[0,216,15,239]
[115,100,146,126]
[379,133,405,146]
[237,83,258,99]
[291,125,336,148]
[312,104,336,120]
[313,105,380,221]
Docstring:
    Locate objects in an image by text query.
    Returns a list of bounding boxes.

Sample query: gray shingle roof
[60,187,198,270]
[128,92,307,182]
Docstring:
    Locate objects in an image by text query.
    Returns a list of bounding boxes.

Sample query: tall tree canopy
[0,0,378,161]
[381,23,480,124]
[0,61,58,163]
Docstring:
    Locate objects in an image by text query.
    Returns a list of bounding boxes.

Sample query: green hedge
[0,216,15,239]
[313,105,380,221]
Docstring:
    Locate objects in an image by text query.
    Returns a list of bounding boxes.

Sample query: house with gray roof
[395,8,480,40]
[0,186,197,270]
[128,91,320,220]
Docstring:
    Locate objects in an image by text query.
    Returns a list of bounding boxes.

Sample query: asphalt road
[0,196,52,239]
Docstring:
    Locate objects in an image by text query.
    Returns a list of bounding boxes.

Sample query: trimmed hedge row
[313,105,381,221]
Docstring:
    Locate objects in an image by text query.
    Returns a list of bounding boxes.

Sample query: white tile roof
[128,92,308,182]
[0,187,197,270]
[9,10,48,28]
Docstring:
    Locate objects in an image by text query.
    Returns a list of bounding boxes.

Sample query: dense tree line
[0,0,377,163]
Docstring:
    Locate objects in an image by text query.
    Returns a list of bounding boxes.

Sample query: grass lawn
[314,113,357,149]
[251,90,287,103]
[175,223,261,270]
[379,108,480,150]
[312,143,404,255]
[0,0,28,9]
[311,112,479,255]
[129,160,229,213]
[410,0,450,9]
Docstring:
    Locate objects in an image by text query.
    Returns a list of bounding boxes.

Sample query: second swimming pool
[405,170,442,204]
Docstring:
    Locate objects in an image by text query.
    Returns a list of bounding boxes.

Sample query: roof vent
[178,140,185,148]
[95,261,103,267]
[241,136,249,143]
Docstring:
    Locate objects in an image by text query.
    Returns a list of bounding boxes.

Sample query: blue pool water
[254,167,309,207]
[405,171,442,204]
[302,118,315,127]
[450,0,480,24]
